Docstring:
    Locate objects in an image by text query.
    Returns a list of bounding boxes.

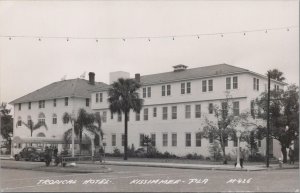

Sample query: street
[1,164,299,192]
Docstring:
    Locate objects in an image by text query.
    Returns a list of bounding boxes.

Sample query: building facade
[91,64,285,158]
[10,64,286,159]
[10,73,107,155]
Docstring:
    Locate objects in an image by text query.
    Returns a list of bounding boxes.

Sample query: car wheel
[14,155,20,161]
[30,156,35,162]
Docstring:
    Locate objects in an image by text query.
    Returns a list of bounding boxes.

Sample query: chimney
[173,64,188,72]
[88,72,95,85]
[135,73,140,82]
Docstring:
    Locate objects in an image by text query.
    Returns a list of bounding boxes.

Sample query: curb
[102,162,267,172]
[1,165,112,173]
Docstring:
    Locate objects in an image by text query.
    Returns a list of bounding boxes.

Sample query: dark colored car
[14,147,45,162]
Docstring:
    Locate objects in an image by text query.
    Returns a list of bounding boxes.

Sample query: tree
[266,69,285,82]
[201,95,249,164]
[0,103,13,152]
[62,108,98,154]
[256,84,299,163]
[22,120,48,137]
[108,78,143,160]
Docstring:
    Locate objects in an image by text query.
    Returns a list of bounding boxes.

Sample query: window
[147,87,151,97]
[162,133,168,147]
[153,107,157,117]
[117,113,122,122]
[181,83,185,94]
[221,102,228,118]
[136,112,140,121]
[202,80,207,92]
[52,114,57,124]
[151,134,156,146]
[143,88,146,98]
[233,133,237,147]
[162,107,168,120]
[38,113,45,124]
[233,76,238,89]
[187,82,191,94]
[53,99,56,107]
[185,133,191,147]
[112,134,116,146]
[122,134,125,146]
[162,85,165,96]
[224,136,228,147]
[28,102,31,110]
[18,103,21,111]
[100,93,103,102]
[103,111,107,123]
[167,85,171,95]
[274,84,280,91]
[139,134,145,146]
[96,93,99,103]
[208,80,213,91]
[86,98,90,107]
[195,104,201,118]
[253,78,259,91]
[144,108,148,121]
[172,133,177,146]
[226,77,231,90]
[208,103,214,114]
[251,100,255,119]
[17,116,22,126]
[196,133,202,147]
[172,106,177,119]
[185,105,191,119]
[209,133,214,143]
[233,101,240,116]
[39,100,45,108]
[27,116,32,127]
[111,112,113,119]
[65,97,68,106]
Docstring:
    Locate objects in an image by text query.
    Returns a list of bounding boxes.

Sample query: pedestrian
[240,148,245,168]
[288,147,295,164]
[44,146,52,166]
[53,147,58,157]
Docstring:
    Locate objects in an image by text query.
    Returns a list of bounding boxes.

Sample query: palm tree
[267,69,286,82]
[62,108,100,155]
[108,78,143,160]
[22,120,47,137]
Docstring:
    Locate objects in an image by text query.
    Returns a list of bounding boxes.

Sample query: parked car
[14,146,45,162]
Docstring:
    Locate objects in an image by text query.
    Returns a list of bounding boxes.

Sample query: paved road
[1,165,299,192]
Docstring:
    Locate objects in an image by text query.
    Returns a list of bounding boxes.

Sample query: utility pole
[266,72,270,167]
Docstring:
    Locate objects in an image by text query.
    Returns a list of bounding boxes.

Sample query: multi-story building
[10,72,107,155]
[91,64,286,158]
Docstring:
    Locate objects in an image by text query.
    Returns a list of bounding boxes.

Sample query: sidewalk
[0,159,112,173]
[102,160,298,171]
[1,156,298,172]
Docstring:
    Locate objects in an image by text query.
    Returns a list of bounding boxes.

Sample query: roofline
[90,70,286,92]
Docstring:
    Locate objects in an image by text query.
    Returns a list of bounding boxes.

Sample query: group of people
[44,146,60,166]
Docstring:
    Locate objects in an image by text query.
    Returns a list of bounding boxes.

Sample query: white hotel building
[90,64,285,158]
[10,64,285,158]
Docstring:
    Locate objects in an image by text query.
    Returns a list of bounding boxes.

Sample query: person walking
[288,147,295,164]
[44,146,52,166]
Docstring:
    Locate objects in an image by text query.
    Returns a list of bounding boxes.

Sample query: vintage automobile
[14,146,45,162]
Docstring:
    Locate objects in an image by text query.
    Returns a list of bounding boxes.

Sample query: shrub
[112,147,122,157]
[209,141,223,161]
[186,153,205,160]
[248,153,265,162]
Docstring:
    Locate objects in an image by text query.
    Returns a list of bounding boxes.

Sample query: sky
[0,0,299,106]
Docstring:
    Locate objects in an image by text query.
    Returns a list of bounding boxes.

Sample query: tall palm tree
[62,108,100,154]
[267,69,286,82]
[108,78,143,160]
[21,120,47,137]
